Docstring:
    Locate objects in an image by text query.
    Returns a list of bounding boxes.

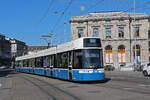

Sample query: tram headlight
[98,69,104,73]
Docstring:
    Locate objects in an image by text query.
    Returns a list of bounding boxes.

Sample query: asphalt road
[0,69,150,100]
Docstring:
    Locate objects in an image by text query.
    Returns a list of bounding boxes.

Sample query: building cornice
[70,12,149,23]
[102,38,147,41]
[70,16,149,23]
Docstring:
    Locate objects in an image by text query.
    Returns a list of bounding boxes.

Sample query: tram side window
[24,60,29,67]
[29,59,31,67]
[15,61,19,67]
[26,60,29,67]
[15,61,18,67]
[57,52,68,68]
[68,51,73,66]
[61,52,68,68]
[100,50,104,67]
[48,55,55,67]
[31,59,35,67]
[54,55,57,67]
[43,56,50,67]
[23,60,26,67]
[19,61,23,67]
[29,59,34,67]
[57,53,61,68]
[35,57,43,67]
[73,50,83,69]
[22,60,25,67]
[51,55,54,66]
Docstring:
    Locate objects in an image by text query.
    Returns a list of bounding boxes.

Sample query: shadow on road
[57,78,111,84]
[74,78,111,84]
[0,69,16,77]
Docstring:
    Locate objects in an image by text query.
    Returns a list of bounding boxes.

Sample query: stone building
[0,34,11,57]
[9,38,28,58]
[0,34,11,66]
[70,11,150,69]
[27,46,48,54]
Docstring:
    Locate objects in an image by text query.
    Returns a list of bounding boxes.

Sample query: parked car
[120,64,134,71]
[142,63,150,76]
[0,65,9,69]
[134,64,144,72]
[104,65,115,71]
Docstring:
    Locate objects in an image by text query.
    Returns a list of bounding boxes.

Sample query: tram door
[68,65,72,80]
[68,51,73,80]
[43,56,47,76]
[50,55,55,77]
[50,66,53,77]
[44,67,47,76]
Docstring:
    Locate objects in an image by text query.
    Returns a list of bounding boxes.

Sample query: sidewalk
[105,70,145,79]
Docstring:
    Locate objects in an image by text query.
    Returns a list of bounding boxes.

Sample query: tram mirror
[68,65,72,70]
[50,66,53,69]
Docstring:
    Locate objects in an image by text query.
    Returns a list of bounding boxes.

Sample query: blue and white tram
[15,37,105,81]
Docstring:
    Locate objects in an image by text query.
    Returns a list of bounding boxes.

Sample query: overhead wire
[83,0,150,18]
[85,0,106,13]
[40,0,54,23]
[42,0,150,45]
[50,0,73,34]
[84,0,150,14]
[110,3,150,17]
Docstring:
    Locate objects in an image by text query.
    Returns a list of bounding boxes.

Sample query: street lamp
[41,32,53,48]
[133,0,137,69]
[80,6,85,16]
[64,21,67,43]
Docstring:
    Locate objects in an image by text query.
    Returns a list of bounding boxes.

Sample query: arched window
[118,45,125,63]
[105,45,113,64]
[149,48,150,62]
[133,45,141,64]
[133,45,140,56]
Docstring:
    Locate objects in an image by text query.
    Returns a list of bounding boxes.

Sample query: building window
[149,41,150,48]
[133,45,141,64]
[133,27,139,38]
[105,45,113,64]
[93,28,99,37]
[105,28,111,39]
[118,27,124,38]
[149,48,150,62]
[118,45,126,64]
[78,29,84,38]
[148,30,150,39]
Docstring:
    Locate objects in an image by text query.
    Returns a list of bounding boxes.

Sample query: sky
[0,0,150,46]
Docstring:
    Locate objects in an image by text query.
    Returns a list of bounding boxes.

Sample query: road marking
[0,83,2,87]
[139,84,150,87]
[123,87,132,90]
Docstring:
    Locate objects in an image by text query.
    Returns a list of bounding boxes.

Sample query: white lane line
[123,87,133,90]
[139,84,150,87]
[0,83,2,87]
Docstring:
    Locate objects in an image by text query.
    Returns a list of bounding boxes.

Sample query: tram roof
[16,37,101,61]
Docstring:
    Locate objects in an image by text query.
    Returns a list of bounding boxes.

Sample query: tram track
[22,74,81,100]
[22,76,57,100]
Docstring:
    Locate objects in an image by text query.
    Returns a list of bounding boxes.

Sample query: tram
[15,37,105,81]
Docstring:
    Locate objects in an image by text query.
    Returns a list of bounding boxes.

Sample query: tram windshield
[73,49,103,69]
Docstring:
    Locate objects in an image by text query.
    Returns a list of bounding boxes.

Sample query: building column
[113,48,119,70]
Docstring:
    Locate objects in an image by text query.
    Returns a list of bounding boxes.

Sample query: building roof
[28,46,48,52]
[70,11,149,22]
